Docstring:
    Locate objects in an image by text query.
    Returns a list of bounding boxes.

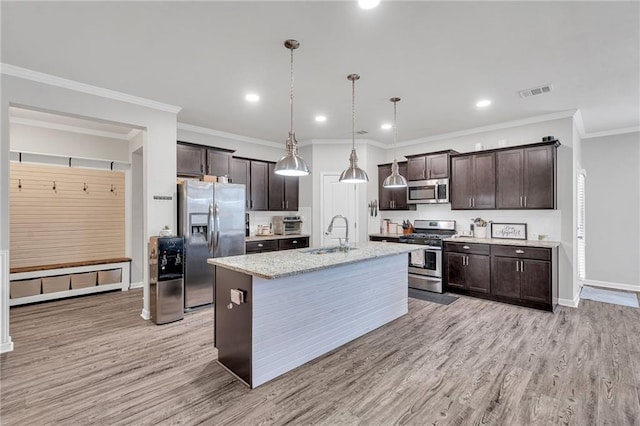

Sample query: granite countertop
[245,234,310,242]
[443,236,561,248]
[208,241,419,279]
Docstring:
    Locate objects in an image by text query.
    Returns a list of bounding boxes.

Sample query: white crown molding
[397,110,578,148]
[10,116,132,141]
[298,139,387,149]
[582,126,640,140]
[127,128,143,140]
[177,122,283,149]
[1,63,182,114]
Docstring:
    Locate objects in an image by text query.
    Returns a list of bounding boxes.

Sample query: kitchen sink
[302,246,357,255]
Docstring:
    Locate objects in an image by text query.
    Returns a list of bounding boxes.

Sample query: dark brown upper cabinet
[206,148,231,177]
[450,152,495,210]
[177,142,233,178]
[268,163,299,211]
[378,162,413,211]
[406,151,456,181]
[249,161,269,211]
[496,145,556,209]
[230,158,251,210]
[177,144,206,176]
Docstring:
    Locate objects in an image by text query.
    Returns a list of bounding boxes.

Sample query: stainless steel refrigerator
[178,180,246,309]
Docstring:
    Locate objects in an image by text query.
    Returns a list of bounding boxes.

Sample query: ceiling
[2,1,639,144]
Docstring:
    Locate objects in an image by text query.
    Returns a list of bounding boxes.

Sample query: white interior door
[321,174,358,247]
[577,172,586,281]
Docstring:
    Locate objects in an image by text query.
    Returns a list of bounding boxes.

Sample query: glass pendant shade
[383,159,408,188]
[339,74,368,184]
[275,39,310,177]
[383,96,407,188]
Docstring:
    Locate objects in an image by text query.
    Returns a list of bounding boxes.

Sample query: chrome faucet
[325,215,349,251]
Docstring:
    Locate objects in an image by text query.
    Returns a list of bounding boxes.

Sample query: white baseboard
[558,293,580,308]
[0,339,14,353]
[582,279,640,293]
[129,281,143,289]
[140,308,150,320]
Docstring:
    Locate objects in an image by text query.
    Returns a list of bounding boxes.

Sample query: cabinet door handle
[200,164,204,173]
[463,245,470,250]
[469,198,472,208]
[250,199,253,209]
[465,255,469,266]
[292,240,298,244]
[258,243,263,247]
[524,196,527,207]
[520,260,524,272]
[520,196,523,207]
[516,260,519,272]
[286,201,289,209]
[282,201,285,209]
[515,249,524,254]
[472,198,475,207]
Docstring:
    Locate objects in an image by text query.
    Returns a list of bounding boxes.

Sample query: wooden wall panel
[10,163,125,269]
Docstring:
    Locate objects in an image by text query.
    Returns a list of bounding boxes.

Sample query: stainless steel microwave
[407,179,449,204]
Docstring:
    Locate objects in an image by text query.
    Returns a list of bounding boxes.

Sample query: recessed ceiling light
[381,123,392,130]
[245,93,260,103]
[476,99,492,108]
[315,115,327,123]
[358,0,381,10]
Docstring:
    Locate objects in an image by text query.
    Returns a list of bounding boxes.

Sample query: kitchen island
[207,242,417,388]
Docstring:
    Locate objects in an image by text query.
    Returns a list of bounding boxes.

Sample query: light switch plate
[230,289,245,305]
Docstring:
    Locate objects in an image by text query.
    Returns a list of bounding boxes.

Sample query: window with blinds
[577,172,586,281]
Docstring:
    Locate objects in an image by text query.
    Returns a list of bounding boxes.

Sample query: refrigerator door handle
[214,202,221,254]
[207,203,214,252]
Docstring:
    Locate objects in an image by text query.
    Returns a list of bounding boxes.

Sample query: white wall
[581,131,640,289]
[1,72,179,351]
[10,122,130,162]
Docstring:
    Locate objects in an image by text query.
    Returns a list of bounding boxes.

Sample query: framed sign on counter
[491,223,527,240]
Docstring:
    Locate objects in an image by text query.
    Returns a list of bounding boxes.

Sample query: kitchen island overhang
[208,242,418,388]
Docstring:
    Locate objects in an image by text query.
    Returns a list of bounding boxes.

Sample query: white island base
[213,251,409,388]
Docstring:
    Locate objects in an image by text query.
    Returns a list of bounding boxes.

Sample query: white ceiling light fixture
[381,123,392,130]
[383,97,408,188]
[339,74,369,184]
[274,39,310,177]
[358,0,381,10]
[315,115,327,123]
[245,93,260,103]
[476,99,492,108]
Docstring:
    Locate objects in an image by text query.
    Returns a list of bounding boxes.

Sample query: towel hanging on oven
[410,250,425,268]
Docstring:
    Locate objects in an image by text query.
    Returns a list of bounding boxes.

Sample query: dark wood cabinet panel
[496,144,555,209]
[206,149,231,177]
[466,254,491,293]
[426,153,450,179]
[491,256,521,299]
[245,239,278,254]
[378,162,411,210]
[473,153,496,209]
[268,163,299,211]
[230,158,251,210]
[496,149,524,208]
[177,144,205,176]
[521,259,551,303]
[249,161,269,211]
[407,157,426,181]
[523,145,555,209]
[277,237,309,250]
[445,252,466,289]
[450,156,473,209]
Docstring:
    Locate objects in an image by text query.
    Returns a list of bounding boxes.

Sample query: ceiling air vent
[518,84,553,98]
[356,130,368,135]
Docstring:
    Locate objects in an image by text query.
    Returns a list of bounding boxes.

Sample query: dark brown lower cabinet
[445,242,558,311]
[246,236,309,254]
[445,249,490,294]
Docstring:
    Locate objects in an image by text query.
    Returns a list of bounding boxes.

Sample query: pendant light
[274,39,310,176]
[339,74,369,184]
[383,97,408,188]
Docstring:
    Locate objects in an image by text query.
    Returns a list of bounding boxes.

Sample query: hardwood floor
[2,289,639,425]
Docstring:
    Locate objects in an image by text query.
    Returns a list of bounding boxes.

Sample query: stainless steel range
[399,219,456,293]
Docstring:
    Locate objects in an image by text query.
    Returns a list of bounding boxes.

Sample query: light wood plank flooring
[2,289,639,425]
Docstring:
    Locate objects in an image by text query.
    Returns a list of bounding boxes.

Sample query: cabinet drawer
[246,240,278,253]
[444,242,490,255]
[369,236,401,243]
[491,245,550,261]
[278,237,309,250]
